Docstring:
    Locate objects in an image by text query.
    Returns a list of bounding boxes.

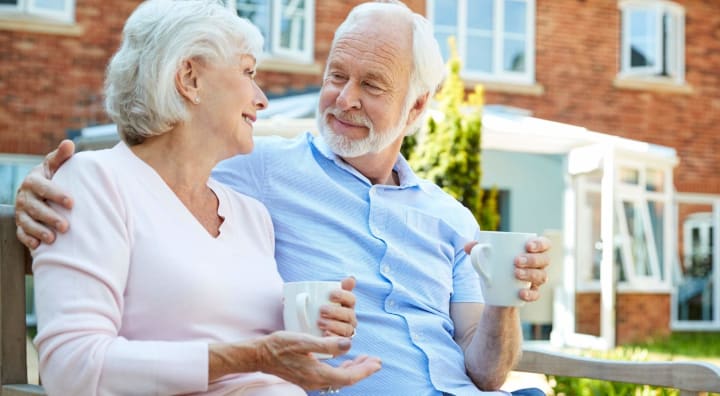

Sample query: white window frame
[227,0,315,64]
[575,158,673,292]
[427,0,536,84]
[618,0,685,83]
[0,0,75,24]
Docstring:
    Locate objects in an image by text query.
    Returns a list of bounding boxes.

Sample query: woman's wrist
[208,338,264,381]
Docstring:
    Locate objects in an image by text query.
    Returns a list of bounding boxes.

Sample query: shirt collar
[308,133,421,189]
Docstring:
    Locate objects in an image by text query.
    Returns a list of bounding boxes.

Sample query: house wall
[576,292,671,344]
[481,0,720,197]
[482,150,564,234]
[0,0,139,154]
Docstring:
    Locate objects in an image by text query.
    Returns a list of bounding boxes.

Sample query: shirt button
[381,264,391,275]
[387,299,396,308]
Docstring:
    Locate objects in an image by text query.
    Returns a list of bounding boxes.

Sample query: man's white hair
[105,0,264,145]
[329,0,446,135]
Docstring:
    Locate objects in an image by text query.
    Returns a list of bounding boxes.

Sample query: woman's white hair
[105,0,263,145]
[331,0,446,135]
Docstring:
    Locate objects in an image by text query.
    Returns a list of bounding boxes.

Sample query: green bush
[401,38,499,230]
[550,346,718,396]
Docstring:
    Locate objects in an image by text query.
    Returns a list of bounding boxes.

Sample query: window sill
[613,76,693,95]
[0,17,83,36]
[258,58,323,75]
[463,79,545,96]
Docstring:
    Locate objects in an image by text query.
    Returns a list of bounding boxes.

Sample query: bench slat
[518,347,720,393]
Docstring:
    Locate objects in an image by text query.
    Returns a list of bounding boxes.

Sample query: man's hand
[464,235,551,302]
[15,139,76,249]
[319,276,358,338]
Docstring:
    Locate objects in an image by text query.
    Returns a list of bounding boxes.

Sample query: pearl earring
[193,97,200,104]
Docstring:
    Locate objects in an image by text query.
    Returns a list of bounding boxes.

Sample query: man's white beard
[318,106,408,158]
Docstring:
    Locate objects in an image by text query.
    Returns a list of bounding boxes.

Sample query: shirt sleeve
[32,154,208,396]
[450,227,484,304]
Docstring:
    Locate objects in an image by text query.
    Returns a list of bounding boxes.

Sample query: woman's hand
[209,332,381,391]
[318,276,358,338]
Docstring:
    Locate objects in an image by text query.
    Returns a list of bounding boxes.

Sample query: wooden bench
[1,204,719,396]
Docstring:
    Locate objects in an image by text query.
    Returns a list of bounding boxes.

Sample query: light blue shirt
[213,133,495,396]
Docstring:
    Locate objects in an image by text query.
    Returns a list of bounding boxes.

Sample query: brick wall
[576,292,671,344]
[0,0,139,155]
[482,0,720,195]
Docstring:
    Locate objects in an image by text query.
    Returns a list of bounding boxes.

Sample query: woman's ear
[176,59,200,104]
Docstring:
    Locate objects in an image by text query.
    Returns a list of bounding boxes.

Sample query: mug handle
[470,243,493,282]
[295,292,312,333]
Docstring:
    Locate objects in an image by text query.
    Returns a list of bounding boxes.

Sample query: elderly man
[16,1,550,395]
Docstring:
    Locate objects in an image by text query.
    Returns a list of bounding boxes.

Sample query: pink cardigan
[32,142,303,396]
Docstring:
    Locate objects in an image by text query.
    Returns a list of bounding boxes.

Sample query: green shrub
[401,37,499,230]
[550,346,717,396]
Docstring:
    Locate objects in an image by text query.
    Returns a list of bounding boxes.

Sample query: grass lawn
[627,331,720,365]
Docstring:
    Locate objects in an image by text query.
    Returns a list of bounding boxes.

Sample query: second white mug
[470,231,536,307]
[282,280,341,359]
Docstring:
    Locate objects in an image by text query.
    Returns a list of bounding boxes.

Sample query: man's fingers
[340,276,356,292]
[463,241,478,255]
[45,140,75,178]
[15,226,40,250]
[21,171,73,210]
[525,235,551,253]
[14,210,56,244]
[17,187,69,234]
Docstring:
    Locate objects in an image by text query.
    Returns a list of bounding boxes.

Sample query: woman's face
[194,54,268,157]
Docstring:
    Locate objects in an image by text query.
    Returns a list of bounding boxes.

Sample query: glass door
[673,195,720,329]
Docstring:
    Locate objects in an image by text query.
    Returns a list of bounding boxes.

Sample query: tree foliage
[402,37,499,230]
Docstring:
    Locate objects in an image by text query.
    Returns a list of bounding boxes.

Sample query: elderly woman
[30,1,381,395]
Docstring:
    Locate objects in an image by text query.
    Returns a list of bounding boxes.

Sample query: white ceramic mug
[470,231,536,307]
[283,281,341,359]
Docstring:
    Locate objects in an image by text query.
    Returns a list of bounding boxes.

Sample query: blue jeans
[511,388,546,396]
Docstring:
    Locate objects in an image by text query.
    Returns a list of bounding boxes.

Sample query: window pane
[646,168,664,192]
[235,0,271,52]
[629,9,657,68]
[467,0,493,30]
[620,167,639,185]
[624,200,651,277]
[466,35,493,73]
[648,200,665,279]
[584,191,602,281]
[434,0,458,26]
[503,38,525,72]
[31,0,65,11]
[504,0,526,35]
[279,0,306,52]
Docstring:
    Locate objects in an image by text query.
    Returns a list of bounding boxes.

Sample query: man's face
[317,17,414,158]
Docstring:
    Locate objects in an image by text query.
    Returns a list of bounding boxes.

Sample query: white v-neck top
[32,142,301,395]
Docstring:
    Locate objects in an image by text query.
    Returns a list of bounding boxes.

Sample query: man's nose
[336,82,361,110]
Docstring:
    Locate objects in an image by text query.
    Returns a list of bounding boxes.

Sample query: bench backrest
[0,204,45,395]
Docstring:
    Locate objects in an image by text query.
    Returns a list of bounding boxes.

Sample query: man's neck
[340,136,403,186]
